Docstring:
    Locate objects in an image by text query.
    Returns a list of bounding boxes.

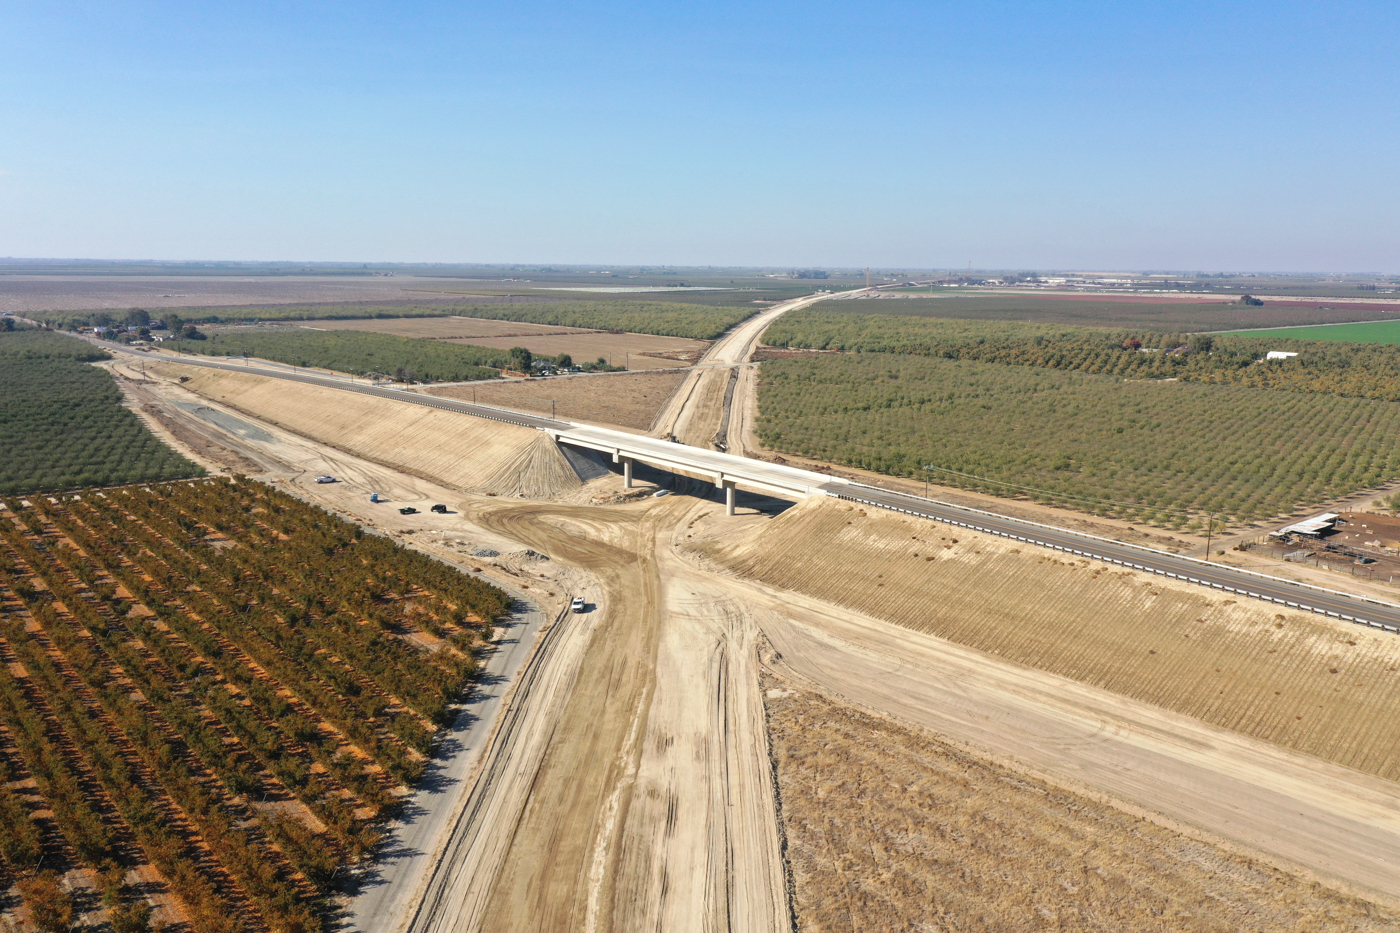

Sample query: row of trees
[0,329,204,495]
[29,298,756,340]
[765,309,1400,402]
[757,353,1400,528]
[0,477,509,929]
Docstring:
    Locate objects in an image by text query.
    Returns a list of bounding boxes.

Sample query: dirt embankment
[765,681,1400,932]
[700,496,1400,783]
[151,364,589,498]
[423,369,688,432]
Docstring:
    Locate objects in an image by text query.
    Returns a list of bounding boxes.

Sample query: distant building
[1266,350,1300,361]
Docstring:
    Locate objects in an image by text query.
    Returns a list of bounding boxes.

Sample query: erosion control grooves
[833,489,1400,635]
[0,478,510,931]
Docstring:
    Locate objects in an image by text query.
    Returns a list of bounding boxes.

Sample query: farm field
[1219,319,1400,343]
[445,331,704,369]
[764,681,1400,932]
[423,369,689,431]
[768,307,1400,399]
[0,330,203,495]
[703,497,1400,782]
[302,316,595,339]
[756,352,1400,526]
[0,478,508,932]
[813,293,1400,329]
[1,276,487,320]
[403,300,755,339]
[191,329,503,382]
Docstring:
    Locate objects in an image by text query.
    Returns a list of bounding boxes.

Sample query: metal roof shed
[1271,513,1340,538]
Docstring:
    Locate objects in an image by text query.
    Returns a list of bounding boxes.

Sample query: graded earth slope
[154,364,588,497]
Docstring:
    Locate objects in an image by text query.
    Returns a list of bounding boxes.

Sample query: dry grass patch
[426,369,688,432]
[706,498,1400,781]
[766,681,1400,932]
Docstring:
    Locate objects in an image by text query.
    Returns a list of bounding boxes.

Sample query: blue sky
[2,1,1396,270]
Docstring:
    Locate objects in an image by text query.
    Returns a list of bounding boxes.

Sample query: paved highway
[109,341,1400,634]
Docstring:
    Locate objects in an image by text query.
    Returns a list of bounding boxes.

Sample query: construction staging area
[94,293,1400,931]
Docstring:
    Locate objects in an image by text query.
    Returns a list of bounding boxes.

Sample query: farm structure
[0,478,507,932]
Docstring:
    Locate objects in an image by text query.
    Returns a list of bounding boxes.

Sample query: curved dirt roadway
[653,290,841,446]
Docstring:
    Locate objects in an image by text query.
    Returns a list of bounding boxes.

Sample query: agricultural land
[422,369,690,431]
[1219,319,1400,343]
[756,352,1400,526]
[765,682,1400,932]
[822,292,1400,329]
[0,330,203,495]
[188,329,505,382]
[380,300,756,340]
[755,307,1400,527]
[0,478,509,932]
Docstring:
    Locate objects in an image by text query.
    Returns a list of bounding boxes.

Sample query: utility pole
[923,463,934,498]
[1205,512,1217,557]
[551,399,556,419]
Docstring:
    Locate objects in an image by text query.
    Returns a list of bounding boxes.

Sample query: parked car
[315,475,337,484]
[571,596,585,613]
[652,489,670,497]
[398,506,419,515]
[430,504,448,514]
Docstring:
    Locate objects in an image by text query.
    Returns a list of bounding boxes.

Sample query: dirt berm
[157,365,592,498]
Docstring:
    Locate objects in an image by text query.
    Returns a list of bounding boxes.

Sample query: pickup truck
[398,506,419,515]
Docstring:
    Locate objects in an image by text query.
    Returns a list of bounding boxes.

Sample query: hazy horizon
[3,2,1396,271]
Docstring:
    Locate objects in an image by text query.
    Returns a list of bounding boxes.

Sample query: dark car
[398,506,419,515]
[430,504,448,514]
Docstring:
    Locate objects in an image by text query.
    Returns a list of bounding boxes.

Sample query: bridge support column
[724,481,736,516]
[623,457,633,488]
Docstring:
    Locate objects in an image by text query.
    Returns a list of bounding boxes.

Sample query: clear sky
[2,1,1396,271]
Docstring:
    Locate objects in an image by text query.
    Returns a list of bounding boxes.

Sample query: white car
[571,597,586,613]
[652,489,670,497]
[314,475,337,484]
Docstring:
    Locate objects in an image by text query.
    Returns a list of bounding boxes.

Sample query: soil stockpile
[706,497,1400,782]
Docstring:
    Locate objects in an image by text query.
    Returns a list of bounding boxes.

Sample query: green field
[0,330,204,494]
[33,298,764,338]
[1218,319,1400,344]
[407,300,757,338]
[775,295,1399,332]
[190,329,505,381]
[765,309,1400,402]
[756,352,1400,527]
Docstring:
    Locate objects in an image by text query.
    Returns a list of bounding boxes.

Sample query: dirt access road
[652,290,842,447]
